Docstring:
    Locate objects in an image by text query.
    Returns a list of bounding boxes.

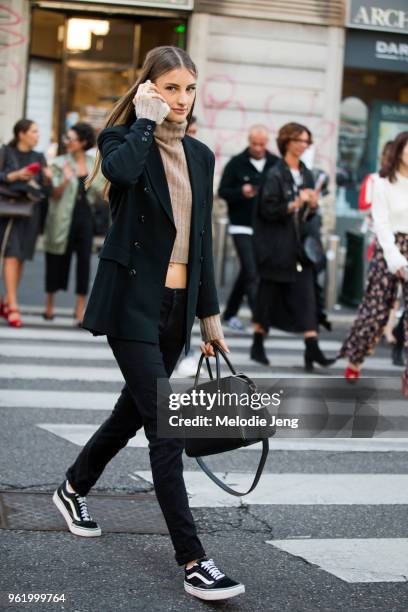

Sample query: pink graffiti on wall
[0,4,26,90]
[200,74,338,179]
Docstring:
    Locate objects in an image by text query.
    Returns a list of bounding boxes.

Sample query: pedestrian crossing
[1,313,408,585]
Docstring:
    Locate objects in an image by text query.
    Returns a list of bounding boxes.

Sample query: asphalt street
[1,252,408,612]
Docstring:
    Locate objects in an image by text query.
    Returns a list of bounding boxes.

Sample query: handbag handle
[193,343,237,389]
[196,439,269,497]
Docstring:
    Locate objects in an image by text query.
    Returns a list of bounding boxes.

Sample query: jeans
[66,287,206,565]
[223,233,258,320]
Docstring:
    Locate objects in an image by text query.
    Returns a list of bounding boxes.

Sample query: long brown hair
[86,46,197,194]
[380,131,408,183]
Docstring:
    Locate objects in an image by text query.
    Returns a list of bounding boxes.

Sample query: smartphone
[26,162,41,175]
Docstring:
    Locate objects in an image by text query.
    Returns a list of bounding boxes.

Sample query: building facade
[2,0,346,231]
[337,0,408,223]
[189,1,345,231]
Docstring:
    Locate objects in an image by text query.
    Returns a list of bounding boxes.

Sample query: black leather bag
[302,233,325,267]
[0,184,34,218]
[184,345,270,496]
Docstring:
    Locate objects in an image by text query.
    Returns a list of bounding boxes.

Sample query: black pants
[45,204,93,295]
[223,233,258,319]
[66,287,205,566]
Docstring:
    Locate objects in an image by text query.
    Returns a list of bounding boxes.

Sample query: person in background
[358,141,400,346]
[310,168,332,333]
[251,122,335,370]
[339,131,408,396]
[43,123,104,326]
[218,125,278,330]
[0,119,51,327]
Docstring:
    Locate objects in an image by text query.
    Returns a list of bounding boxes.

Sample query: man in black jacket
[218,125,278,329]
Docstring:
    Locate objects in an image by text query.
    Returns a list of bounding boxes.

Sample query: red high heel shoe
[345,366,360,382]
[401,372,408,398]
[7,308,23,328]
[0,300,9,319]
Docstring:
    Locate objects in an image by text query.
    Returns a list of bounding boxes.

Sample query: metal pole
[325,234,340,311]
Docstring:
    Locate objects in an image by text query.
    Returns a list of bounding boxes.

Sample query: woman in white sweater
[339,131,408,394]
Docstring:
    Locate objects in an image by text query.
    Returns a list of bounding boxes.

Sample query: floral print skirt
[339,234,408,368]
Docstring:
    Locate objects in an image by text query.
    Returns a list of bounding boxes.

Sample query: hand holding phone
[26,162,41,176]
[133,80,170,125]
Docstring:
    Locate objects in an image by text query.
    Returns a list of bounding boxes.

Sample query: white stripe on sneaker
[187,573,215,585]
[61,489,81,522]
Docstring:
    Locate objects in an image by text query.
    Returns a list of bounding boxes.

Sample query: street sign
[348,1,408,35]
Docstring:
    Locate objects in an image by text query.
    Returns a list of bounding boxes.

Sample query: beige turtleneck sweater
[152,118,224,343]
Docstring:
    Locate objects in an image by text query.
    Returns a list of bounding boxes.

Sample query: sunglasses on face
[62,135,79,143]
[291,138,311,145]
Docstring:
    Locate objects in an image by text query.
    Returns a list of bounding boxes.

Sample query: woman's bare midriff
[165,262,187,289]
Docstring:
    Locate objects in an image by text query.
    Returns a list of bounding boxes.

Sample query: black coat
[253,159,315,282]
[218,148,278,226]
[82,118,220,355]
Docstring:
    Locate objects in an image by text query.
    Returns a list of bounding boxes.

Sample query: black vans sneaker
[184,558,245,601]
[53,480,101,537]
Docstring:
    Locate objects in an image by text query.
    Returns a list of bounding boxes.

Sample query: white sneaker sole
[52,490,102,537]
[184,581,245,601]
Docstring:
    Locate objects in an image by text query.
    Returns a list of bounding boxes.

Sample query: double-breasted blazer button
[134,241,141,248]
[147,125,153,130]
[129,269,136,276]
[139,214,145,223]
[200,229,205,236]
[144,131,150,136]
[143,187,150,194]
[142,137,148,142]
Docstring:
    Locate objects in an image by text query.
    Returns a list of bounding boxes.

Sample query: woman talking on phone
[0,119,51,327]
[52,46,244,602]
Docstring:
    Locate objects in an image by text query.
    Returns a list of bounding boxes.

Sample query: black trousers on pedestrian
[66,287,206,566]
[45,204,93,295]
[223,233,258,320]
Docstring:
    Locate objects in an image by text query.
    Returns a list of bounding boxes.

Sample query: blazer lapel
[145,141,175,227]
[182,137,202,263]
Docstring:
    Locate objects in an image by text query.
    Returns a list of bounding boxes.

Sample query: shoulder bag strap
[0,145,7,172]
[196,439,269,497]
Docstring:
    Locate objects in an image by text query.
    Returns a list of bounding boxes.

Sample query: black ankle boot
[392,344,404,366]
[304,337,336,372]
[250,332,270,365]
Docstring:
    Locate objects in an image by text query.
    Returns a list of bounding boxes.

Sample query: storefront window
[28,9,188,152]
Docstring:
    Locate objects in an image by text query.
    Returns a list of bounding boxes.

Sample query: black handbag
[0,146,40,218]
[0,184,34,218]
[184,345,270,497]
[302,233,325,267]
[293,209,325,269]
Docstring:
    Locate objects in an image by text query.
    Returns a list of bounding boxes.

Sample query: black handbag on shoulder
[0,146,41,218]
[184,345,270,497]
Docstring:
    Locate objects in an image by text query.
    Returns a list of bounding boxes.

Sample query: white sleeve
[372,177,408,274]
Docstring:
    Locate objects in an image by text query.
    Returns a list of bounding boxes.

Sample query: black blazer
[253,158,315,282]
[82,117,220,355]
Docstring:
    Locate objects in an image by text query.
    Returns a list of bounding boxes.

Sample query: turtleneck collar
[154,119,187,144]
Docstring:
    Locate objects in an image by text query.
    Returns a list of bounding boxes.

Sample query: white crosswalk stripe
[1,313,407,584]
